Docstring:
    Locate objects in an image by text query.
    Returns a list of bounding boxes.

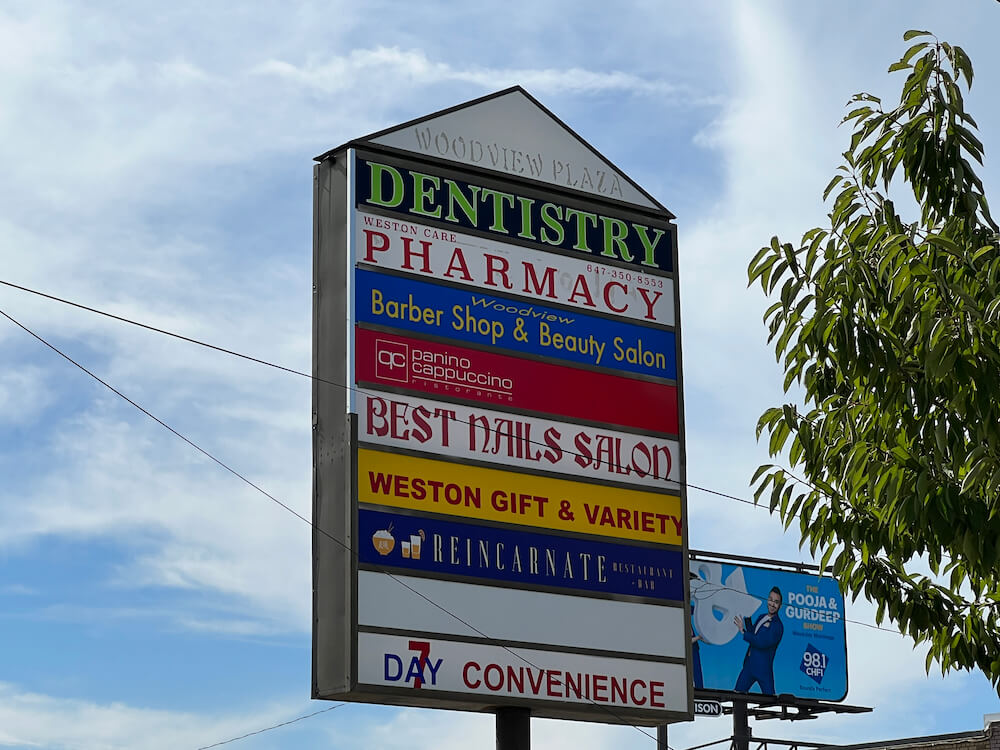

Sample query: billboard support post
[733,700,750,750]
[657,724,669,750]
[497,707,530,750]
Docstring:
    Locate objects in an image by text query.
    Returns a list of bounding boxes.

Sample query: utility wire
[195,704,344,750]
[0,279,819,499]
[0,304,666,747]
[0,285,909,750]
[0,278,908,638]
[0,279,314,381]
[0,278,785,498]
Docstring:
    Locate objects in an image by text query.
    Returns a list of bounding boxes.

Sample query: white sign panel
[356,210,675,326]
[358,389,680,489]
[358,632,688,713]
[358,571,687,659]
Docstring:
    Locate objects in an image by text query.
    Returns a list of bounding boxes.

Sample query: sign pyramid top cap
[353,86,668,214]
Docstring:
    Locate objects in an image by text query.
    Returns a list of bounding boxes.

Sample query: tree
[748,30,1000,689]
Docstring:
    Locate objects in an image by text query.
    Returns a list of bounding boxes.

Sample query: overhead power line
[0,278,908,637]
[0,278,318,380]
[0,282,909,746]
[0,278,790,499]
[195,704,344,750]
[0,304,669,746]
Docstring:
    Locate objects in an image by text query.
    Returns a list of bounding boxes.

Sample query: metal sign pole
[496,707,530,750]
[658,724,669,750]
[733,700,750,750]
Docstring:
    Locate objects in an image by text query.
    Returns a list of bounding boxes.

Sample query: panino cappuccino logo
[375,338,409,383]
[373,338,514,400]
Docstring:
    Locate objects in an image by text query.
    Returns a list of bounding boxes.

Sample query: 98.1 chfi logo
[800,643,828,684]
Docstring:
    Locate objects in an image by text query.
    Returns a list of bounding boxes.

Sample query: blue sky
[1,1,999,748]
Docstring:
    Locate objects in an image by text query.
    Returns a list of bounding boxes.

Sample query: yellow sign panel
[358,448,682,545]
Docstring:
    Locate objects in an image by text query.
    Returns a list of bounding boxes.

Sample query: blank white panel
[358,570,685,658]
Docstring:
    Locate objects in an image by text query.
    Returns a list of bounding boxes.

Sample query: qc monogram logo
[375,339,409,383]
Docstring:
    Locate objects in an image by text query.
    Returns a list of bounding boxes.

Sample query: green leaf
[954,46,974,84]
[901,42,930,65]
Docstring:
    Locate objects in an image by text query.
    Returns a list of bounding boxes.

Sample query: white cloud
[0,372,312,631]
[0,365,55,425]
[333,706,665,750]
[0,682,326,750]
[253,46,683,97]
[0,583,37,596]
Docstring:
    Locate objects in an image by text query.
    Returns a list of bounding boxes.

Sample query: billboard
[690,557,848,701]
[313,86,689,725]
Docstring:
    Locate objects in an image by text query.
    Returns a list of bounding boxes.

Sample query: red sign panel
[355,327,677,435]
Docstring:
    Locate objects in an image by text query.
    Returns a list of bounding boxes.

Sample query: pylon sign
[312,87,691,725]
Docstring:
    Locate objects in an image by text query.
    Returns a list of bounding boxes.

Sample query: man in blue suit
[733,587,784,694]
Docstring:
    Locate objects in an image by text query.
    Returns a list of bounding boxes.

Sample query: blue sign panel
[690,561,848,701]
[359,507,684,602]
[354,267,677,380]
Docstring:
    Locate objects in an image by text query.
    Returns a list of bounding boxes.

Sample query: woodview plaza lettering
[409,126,628,200]
[356,159,675,273]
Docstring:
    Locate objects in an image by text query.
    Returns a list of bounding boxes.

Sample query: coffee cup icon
[372,527,395,556]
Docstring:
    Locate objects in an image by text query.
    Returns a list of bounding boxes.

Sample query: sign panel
[357,632,688,713]
[367,87,662,209]
[358,571,687,657]
[358,447,683,545]
[356,157,673,270]
[355,327,679,434]
[693,699,723,717]
[355,267,677,379]
[357,209,675,326]
[359,389,680,489]
[358,507,684,600]
[690,560,847,701]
